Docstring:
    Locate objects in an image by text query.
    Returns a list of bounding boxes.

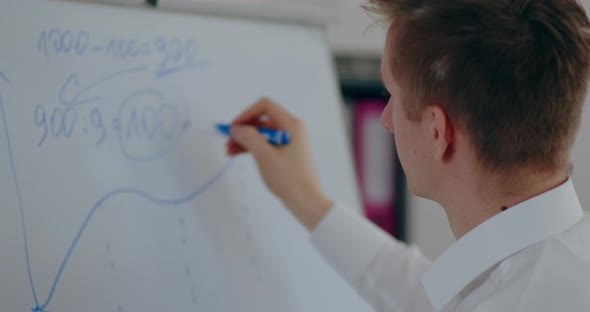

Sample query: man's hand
[227,97,332,231]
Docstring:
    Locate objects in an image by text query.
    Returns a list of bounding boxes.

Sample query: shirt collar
[421,179,584,312]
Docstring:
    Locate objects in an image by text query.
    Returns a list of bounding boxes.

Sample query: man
[226,0,590,311]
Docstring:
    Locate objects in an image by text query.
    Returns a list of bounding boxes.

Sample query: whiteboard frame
[157,0,341,27]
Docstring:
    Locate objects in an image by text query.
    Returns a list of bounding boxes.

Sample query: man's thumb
[230,125,272,156]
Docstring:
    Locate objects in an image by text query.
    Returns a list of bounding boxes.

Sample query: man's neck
[441,169,568,239]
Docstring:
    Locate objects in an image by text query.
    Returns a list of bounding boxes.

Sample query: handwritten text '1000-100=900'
[37,29,205,79]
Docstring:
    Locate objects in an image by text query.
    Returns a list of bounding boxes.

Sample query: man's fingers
[232,97,298,131]
[225,118,281,156]
[230,125,274,159]
[226,140,246,156]
[242,119,275,130]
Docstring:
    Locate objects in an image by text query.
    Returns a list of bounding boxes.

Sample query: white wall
[572,93,590,208]
[572,1,590,210]
[327,0,385,56]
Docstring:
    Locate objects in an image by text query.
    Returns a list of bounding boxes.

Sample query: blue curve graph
[0,73,234,312]
[36,160,234,312]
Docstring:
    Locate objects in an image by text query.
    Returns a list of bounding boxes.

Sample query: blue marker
[216,124,291,146]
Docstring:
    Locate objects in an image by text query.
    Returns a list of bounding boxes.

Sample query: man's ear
[424,105,454,161]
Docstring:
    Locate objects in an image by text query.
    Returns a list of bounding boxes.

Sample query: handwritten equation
[31,29,208,161]
[33,67,192,161]
[37,29,202,78]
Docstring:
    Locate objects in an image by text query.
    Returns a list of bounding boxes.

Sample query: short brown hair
[366,0,590,172]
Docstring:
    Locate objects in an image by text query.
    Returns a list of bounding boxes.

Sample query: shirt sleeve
[310,203,435,312]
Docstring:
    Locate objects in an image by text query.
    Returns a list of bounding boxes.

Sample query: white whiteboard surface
[0,1,370,312]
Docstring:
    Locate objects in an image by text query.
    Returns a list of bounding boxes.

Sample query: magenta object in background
[353,99,397,235]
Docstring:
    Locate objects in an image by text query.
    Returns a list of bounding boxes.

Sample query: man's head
[371,0,590,198]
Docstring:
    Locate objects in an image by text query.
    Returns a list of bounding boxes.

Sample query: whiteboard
[0,1,371,312]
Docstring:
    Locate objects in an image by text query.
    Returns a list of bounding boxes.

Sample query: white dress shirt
[311,179,590,312]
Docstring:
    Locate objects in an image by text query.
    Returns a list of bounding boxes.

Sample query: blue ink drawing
[116,88,185,162]
[59,65,148,108]
[0,76,234,312]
